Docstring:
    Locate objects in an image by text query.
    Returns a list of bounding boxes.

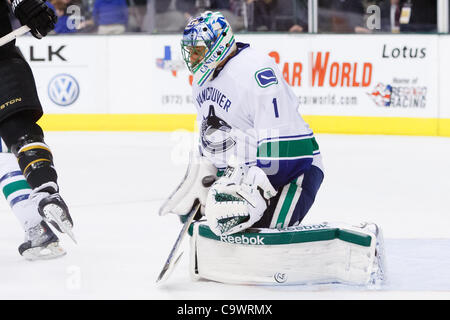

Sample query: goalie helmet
[181,11,237,86]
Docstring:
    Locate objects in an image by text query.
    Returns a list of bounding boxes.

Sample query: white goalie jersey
[193,43,323,190]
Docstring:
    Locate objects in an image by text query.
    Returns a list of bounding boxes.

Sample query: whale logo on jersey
[201,105,236,154]
[255,68,278,88]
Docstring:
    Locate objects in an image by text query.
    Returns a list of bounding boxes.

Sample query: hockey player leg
[0,51,75,243]
[0,151,65,260]
[260,165,324,229]
[0,113,75,243]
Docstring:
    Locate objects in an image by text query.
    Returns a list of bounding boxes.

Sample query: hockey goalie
[159,11,386,287]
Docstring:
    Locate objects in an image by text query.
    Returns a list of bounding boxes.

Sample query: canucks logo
[201,105,235,154]
[48,74,80,107]
[255,68,278,88]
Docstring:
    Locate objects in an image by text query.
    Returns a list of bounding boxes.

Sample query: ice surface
[0,132,449,299]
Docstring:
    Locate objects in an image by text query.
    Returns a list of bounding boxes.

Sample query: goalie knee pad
[189,221,386,287]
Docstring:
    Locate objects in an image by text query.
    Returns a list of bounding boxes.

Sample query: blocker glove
[12,0,57,39]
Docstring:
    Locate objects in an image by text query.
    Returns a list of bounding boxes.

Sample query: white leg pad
[189,221,386,286]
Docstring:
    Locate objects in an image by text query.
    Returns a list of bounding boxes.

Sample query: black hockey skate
[32,182,76,244]
[19,221,66,261]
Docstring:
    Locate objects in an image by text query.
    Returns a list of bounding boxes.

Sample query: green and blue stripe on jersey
[256,133,320,189]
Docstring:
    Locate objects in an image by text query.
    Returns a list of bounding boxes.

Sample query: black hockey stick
[156,201,201,283]
[0,25,30,47]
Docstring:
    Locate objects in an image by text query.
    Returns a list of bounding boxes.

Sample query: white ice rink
[0,131,450,300]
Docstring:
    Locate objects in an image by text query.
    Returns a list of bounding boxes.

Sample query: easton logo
[255,68,278,88]
[0,97,22,110]
[48,74,80,106]
[220,234,265,245]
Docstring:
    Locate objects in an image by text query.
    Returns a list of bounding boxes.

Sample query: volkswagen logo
[48,74,80,106]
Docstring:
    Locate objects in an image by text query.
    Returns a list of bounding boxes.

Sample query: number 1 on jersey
[272,98,279,118]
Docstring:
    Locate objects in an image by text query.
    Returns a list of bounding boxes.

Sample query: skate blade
[22,242,67,261]
[42,203,77,244]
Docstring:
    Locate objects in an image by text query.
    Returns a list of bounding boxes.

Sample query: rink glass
[38,0,443,35]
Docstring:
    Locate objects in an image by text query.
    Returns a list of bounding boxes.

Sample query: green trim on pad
[338,229,372,246]
[189,223,372,247]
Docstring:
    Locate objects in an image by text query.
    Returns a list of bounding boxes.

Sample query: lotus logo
[48,74,80,106]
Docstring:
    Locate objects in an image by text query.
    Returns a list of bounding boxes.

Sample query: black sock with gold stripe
[11,134,58,190]
[0,112,58,190]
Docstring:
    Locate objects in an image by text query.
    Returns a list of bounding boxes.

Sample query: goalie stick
[156,201,201,283]
[0,25,30,47]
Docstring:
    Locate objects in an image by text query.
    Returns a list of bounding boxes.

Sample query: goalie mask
[181,11,237,86]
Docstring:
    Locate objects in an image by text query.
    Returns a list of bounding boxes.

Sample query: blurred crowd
[7,0,439,34]
[320,0,437,33]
